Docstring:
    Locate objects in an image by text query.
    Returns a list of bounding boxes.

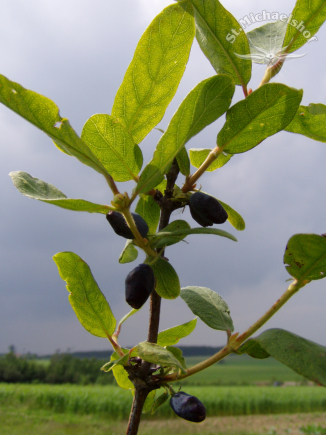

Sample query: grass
[1,404,326,435]
[1,384,326,419]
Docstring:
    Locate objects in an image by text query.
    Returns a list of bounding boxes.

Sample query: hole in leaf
[11,89,17,94]
[320,271,324,275]
[54,121,63,129]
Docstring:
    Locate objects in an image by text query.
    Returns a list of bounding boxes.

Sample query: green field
[1,384,326,419]
[182,354,308,385]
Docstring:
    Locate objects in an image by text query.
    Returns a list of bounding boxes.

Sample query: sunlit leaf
[189,148,232,171]
[0,75,109,177]
[136,75,235,195]
[53,252,116,338]
[101,353,129,372]
[218,84,303,154]
[285,104,326,142]
[81,114,143,182]
[10,171,111,214]
[180,286,234,332]
[157,318,197,347]
[283,0,326,52]
[119,240,138,264]
[112,1,195,144]
[189,0,251,86]
[135,195,160,235]
[111,349,134,390]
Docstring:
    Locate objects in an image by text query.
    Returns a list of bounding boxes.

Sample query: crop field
[182,355,307,385]
[1,384,326,420]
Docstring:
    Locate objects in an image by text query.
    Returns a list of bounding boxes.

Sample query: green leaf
[189,148,232,171]
[119,240,138,264]
[134,342,187,374]
[142,390,156,414]
[166,346,187,369]
[136,74,235,195]
[189,0,251,86]
[285,104,326,142]
[116,309,139,331]
[284,234,326,281]
[151,389,169,415]
[112,1,195,144]
[157,318,197,347]
[244,329,326,386]
[151,258,180,299]
[101,353,129,372]
[9,171,111,214]
[152,227,237,249]
[246,21,288,65]
[180,286,234,332]
[111,350,134,390]
[198,191,245,231]
[135,195,160,235]
[236,340,270,359]
[151,220,191,248]
[81,114,143,182]
[283,0,326,53]
[176,146,191,176]
[0,75,109,177]
[217,199,245,231]
[218,84,303,154]
[53,252,116,338]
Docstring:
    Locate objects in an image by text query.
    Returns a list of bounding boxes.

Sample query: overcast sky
[1,0,326,356]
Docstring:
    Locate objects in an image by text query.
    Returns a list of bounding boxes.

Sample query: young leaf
[165,346,187,369]
[135,74,235,195]
[218,84,303,154]
[151,258,180,299]
[151,389,169,415]
[53,252,116,338]
[119,240,138,264]
[285,104,326,142]
[244,329,326,386]
[157,318,197,347]
[101,353,129,372]
[189,0,251,86]
[176,147,191,176]
[180,286,234,332]
[10,171,111,214]
[112,1,195,144]
[284,234,326,281]
[283,0,326,53]
[151,220,191,248]
[0,75,109,177]
[134,342,187,374]
[142,390,156,414]
[246,21,288,65]
[81,114,143,182]
[189,148,232,171]
[218,199,245,231]
[110,350,134,390]
[135,195,160,235]
[116,309,139,331]
[197,190,245,231]
[151,227,237,249]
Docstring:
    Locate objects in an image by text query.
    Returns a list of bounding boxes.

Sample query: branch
[163,279,304,382]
